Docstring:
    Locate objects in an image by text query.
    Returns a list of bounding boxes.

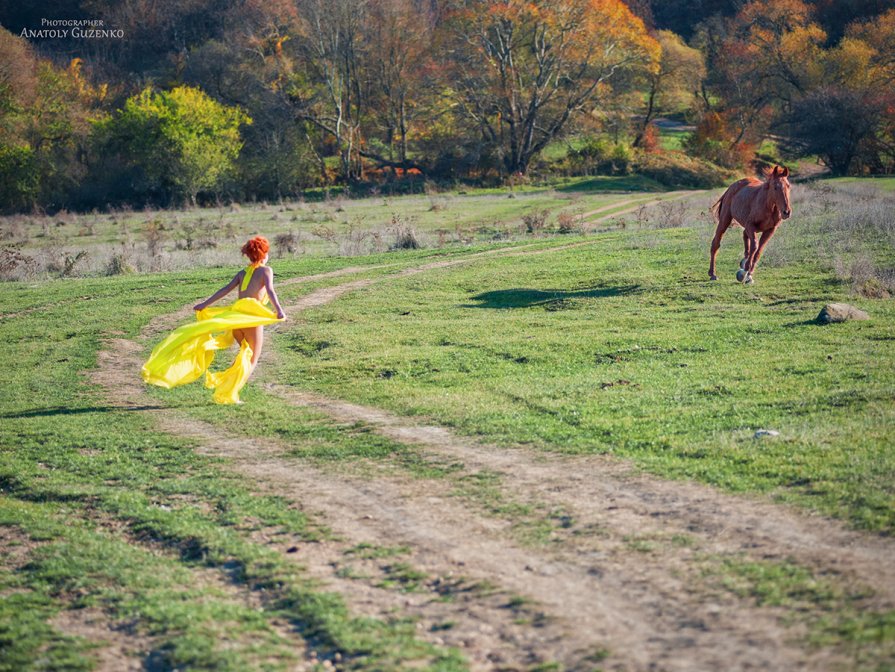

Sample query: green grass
[2,181,893,669]
[707,556,895,667]
[267,222,895,534]
[1,176,668,278]
[0,250,475,671]
[822,176,895,191]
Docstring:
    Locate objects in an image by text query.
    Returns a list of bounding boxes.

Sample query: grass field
[1,179,894,670]
[0,176,689,280]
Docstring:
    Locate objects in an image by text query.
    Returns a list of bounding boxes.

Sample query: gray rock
[816,303,870,324]
[754,429,780,438]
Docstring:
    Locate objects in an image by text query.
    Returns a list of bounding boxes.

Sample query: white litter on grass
[754,429,780,438]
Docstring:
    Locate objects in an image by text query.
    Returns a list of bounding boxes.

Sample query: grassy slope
[270,225,895,534]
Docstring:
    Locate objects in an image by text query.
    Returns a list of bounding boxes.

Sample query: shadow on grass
[0,405,166,419]
[465,285,640,309]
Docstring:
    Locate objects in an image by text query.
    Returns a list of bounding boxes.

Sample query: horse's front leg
[738,226,758,282]
[746,227,777,279]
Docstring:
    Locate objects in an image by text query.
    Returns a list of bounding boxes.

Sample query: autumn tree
[633,29,705,147]
[285,0,368,182]
[781,9,895,174]
[445,0,659,175]
[363,0,436,169]
[0,29,101,210]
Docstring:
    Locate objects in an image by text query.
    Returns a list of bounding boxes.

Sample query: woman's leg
[242,326,264,369]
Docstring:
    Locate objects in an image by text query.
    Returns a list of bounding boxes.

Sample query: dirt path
[580,190,704,228]
[92,243,895,671]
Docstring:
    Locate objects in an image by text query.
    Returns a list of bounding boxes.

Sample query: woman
[142,236,286,404]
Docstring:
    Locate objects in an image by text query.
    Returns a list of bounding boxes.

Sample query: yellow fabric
[141,297,282,404]
[205,339,253,404]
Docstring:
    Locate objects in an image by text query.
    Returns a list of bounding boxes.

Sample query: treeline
[0,0,893,212]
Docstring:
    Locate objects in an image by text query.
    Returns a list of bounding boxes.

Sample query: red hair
[241,236,270,265]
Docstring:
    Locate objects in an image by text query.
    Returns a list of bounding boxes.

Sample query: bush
[275,231,302,255]
[389,214,421,249]
[521,210,549,234]
[633,152,732,189]
[569,138,632,175]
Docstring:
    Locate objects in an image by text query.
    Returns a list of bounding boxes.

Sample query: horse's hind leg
[709,209,732,280]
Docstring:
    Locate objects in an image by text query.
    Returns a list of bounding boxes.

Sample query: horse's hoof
[709,274,718,281]
[744,274,754,284]
[740,257,748,270]
[736,269,747,282]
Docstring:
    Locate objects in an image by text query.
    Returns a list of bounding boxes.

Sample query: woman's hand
[276,310,286,320]
[193,301,207,312]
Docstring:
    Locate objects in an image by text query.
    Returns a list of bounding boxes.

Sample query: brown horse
[709,166,792,283]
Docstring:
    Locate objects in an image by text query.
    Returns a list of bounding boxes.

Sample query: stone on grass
[754,429,780,438]
[816,303,869,324]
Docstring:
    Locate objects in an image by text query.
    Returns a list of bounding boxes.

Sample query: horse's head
[767,165,792,220]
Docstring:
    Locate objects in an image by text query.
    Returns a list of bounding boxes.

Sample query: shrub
[106,252,136,276]
[569,138,633,175]
[556,211,579,234]
[275,231,302,255]
[633,152,732,189]
[522,210,549,234]
[389,214,420,249]
[0,245,35,280]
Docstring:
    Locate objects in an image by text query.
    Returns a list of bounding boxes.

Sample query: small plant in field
[656,200,687,228]
[0,245,35,280]
[106,251,136,276]
[275,231,303,256]
[389,214,421,250]
[425,181,449,211]
[522,209,549,234]
[144,218,166,257]
[340,220,371,256]
[45,249,88,278]
[311,224,338,244]
[556,211,578,234]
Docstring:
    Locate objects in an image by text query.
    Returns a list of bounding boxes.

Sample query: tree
[699,0,827,149]
[445,0,659,175]
[98,86,250,205]
[0,29,100,211]
[363,0,435,168]
[286,0,368,182]
[783,86,888,175]
[633,29,705,147]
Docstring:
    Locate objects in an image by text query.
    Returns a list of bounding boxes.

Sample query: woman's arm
[194,273,240,311]
[263,267,286,319]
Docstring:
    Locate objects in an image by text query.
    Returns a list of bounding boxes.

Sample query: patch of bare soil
[50,608,156,672]
[91,245,895,671]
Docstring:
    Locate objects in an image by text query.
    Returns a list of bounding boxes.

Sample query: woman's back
[238,265,269,304]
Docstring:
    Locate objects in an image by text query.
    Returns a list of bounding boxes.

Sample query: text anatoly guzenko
[20,28,124,39]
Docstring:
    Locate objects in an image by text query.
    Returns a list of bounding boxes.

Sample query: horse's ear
[772,166,781,177]
[781,166,790,178]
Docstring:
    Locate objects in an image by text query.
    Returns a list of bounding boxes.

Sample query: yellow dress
[141,265,283,404]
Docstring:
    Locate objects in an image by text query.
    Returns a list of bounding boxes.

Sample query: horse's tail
[711,190,726,222]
